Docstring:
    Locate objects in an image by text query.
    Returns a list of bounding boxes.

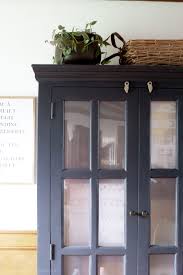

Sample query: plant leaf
[103,41,111,46]
[85,29,91,33]
[81,46,88,53]
[90,20,97,25]
[58,25,65,30]
[82,32,89,42]
[72,32,82,37]
[104,35,110,42]
[50,41,56,46]
[63,47,72,57]
[101,59,111,65]
[52,29,57,39]
[55,46,63,64]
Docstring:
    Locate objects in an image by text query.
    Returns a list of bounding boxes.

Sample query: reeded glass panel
[65,101,90,168]
[151,101,177,169]
[64,179,90,246]
[150,178,176,245]
[64,256,89,275]
[97,256,124,275]
[150,255,175,275]
[99,102,126,169]
[98,179,126,246]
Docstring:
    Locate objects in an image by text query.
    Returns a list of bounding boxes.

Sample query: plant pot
[55,34,101,65]
[63,47,101,64]
[63,43,101,64]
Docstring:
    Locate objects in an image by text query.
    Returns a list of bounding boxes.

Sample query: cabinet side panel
[37,84,51,275]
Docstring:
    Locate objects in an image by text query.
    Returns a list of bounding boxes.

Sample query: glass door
[51,86,139,275]
[138,89,183,275]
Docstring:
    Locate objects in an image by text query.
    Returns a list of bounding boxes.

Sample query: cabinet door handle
[140,210,149,218]
[129,210,138,216]
[129,210,149,217]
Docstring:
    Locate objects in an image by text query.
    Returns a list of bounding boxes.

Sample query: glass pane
[150,178,176,245]
[99,102,126,169]
[150,255,175,275]
[64,256,89,275]
[97,256,124,275]
[65,101,90,168]
[64,179,90,246]
[98,179,126,246]
[151,101,177,169]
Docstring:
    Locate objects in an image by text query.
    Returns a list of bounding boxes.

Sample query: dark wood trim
[95,247,126,255]
[126,89,139,275]
[148,246,178,254]
[138,89,150,275]
[91,100,98,258]
[61,170,92,179]
[60,247,126,256]
[32,65,183,84]
[98,169,127,179]
[150,169,179,178]
[37,84,51,275]
[50,100,63,275]
[177,97,183,275]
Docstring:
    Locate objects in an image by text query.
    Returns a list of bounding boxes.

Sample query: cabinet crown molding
[32,64,183,84]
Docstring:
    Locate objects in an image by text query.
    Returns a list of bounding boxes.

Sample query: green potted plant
[46,21,110,65]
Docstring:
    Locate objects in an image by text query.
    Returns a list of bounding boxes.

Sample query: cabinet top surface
[32,64,183,83]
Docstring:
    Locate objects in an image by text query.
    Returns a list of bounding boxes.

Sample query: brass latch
[124,81,130,93]
[147,81,153,93]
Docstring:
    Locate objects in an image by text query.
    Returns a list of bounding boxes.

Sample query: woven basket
[124,40,183,65]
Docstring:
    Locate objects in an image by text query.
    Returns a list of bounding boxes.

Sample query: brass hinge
[50,244,55,261]
[50,102,55,120]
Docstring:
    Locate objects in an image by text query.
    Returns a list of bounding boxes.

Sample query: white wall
[0,0,183,230]
[0,184,37,230]
[0,0,183,96]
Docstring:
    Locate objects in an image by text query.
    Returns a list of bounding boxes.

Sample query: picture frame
[0,97,35,184]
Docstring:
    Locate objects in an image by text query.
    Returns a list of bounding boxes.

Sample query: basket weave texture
[124,40,183,65]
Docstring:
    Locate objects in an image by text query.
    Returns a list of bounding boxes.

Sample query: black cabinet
[32,65,183,275]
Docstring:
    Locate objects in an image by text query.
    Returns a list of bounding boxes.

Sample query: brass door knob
[129,210,138,216]
[140,210,149,218]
